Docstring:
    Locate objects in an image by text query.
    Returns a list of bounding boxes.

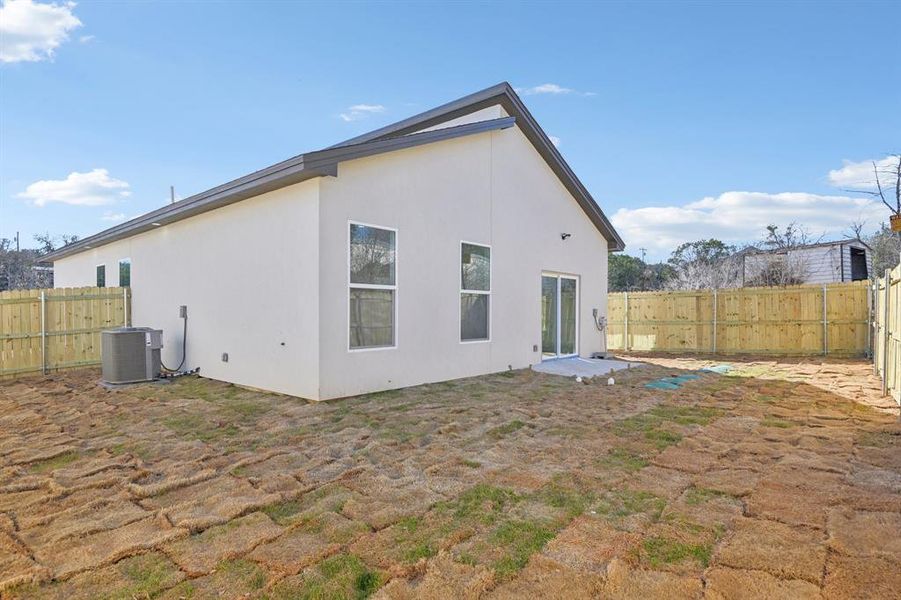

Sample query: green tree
[609,254,673,292]
[609,254,644,292]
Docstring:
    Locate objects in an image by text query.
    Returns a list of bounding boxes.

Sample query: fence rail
[873,265,900,404]
[0,287,130,378]
[606,281,870,357]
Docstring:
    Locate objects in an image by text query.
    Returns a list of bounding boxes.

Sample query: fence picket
[873,265,900,403]
[0,287,130,378]
[606,281,870,357]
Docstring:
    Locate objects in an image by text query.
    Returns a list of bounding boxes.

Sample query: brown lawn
[0,356,898,599]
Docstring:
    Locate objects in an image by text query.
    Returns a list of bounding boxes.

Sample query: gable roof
[43,82,624,262]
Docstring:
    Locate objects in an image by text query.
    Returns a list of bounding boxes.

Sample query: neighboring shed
[741,239,873,286]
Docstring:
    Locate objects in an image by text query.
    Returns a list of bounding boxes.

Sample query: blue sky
[1,0,899,260]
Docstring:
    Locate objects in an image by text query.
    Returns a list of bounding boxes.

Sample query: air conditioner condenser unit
[101,327,163,384]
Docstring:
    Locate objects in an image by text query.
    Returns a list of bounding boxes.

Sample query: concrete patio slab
[531,357,645,378]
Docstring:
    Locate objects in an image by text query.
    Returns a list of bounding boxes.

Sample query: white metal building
[741,239,872,286]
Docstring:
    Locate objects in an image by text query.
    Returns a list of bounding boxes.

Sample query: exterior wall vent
[101,327,163,384]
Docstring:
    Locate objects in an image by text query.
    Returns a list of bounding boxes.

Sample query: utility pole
[15,232,19,252]
[639,247,647,262]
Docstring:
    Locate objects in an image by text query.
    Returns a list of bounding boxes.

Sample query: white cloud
[519,83,573,95]
[339,103,386,122]
[101,211,125,222]
[827,155,899,190]
[18,168,130,207]
[0,0,82,63]
[611,191,886,260]
[548,135,561,147]
[517,83,595,97]
[78,33,92,43]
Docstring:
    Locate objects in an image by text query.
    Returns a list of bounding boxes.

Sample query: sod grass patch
[596,489,666,523]
[640,536,713,568]
[28,450,80,474]
[597,448,649,472]
[265,554,383,600]
[489,519,556,579]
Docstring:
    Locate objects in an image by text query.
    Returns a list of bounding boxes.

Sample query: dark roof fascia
[331,82,625,251]
[43,116,515,262]
[328,82,513,149]
[305,116,515,171]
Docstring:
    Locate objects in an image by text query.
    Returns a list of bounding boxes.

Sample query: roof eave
[43,116,517,262]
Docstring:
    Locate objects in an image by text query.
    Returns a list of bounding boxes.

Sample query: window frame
[95,264,106,288]
[459,240,492,343]
[118,258,131,287]
[347,220,398,352]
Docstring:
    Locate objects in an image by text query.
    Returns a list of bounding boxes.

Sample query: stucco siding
[316,125,609,399]
[53,179,321,399]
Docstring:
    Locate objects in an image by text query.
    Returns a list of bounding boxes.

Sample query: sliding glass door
[541,274,578,359]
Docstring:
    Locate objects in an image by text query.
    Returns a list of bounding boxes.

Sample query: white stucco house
[45,83,624,400]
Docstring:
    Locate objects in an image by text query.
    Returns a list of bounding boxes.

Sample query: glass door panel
[541,276,558,358]
[541,274,578,359]
[560,277,577,356]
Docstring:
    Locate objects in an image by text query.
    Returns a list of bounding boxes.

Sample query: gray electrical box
[101,327,163,384]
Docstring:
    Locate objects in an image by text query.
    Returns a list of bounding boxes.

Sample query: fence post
[883,269,891,396]
[623,292,629,352]
[866,281,872,362]
[822,285,828,356]
[712,289,718,354]
[40,290,47,375]
[123,287,129,326]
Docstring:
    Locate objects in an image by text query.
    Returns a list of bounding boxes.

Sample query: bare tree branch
[873,160,888,204]
[847,219,866,241]
[842,188,883,197]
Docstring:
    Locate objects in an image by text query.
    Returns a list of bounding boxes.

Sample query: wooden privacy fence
[873,265,900,404]
[0,287,131,378]
[606,281,870,357]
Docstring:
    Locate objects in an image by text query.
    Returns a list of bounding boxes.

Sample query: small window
[349,223,397,349]
[96,265,106,288]
[461,242,490,341]
[118,258,131,287]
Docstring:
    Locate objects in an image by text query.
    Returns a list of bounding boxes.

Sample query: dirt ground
[0,356,898,599]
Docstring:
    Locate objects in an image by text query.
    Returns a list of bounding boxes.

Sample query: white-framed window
[118,258,131,287]
[460,241,490,342]
[95,264,106,288]
[348,221,397,350]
